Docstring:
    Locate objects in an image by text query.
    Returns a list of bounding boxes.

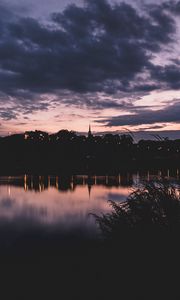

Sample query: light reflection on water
[0,170,179,237]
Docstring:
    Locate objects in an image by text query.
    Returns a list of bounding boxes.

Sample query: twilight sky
[0,0,180,137]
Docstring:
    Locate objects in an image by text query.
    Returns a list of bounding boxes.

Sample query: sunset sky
[0,0,180,137]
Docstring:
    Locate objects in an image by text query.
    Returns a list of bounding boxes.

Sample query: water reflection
[2,169,180,194]
[0,170,179,238]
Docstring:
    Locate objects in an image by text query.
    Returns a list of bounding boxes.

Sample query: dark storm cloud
[0,110,17,121]
[161,0,180,14]
[97,101,180,126]
[138,125,166,130]
[151,64,180,89]
[0,0,179,117]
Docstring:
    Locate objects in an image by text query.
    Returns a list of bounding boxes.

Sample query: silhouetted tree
[119,134,133,147]
[25,130,49,142]
[50,130,77,142]
[0,130,180,173]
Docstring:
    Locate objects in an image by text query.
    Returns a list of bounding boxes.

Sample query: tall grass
[94,181,180,240]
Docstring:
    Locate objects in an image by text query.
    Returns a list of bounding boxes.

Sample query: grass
[94,181,180,240]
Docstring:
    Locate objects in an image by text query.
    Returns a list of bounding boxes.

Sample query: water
[0,170,179,245]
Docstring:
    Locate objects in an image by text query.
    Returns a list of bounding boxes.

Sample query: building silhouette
[88,125,93,139]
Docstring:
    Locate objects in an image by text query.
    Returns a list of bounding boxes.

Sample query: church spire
[88,124,92,138]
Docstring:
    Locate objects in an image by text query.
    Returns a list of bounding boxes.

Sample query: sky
[0,0,180,138]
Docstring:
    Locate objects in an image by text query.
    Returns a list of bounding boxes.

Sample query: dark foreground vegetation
[94,181,180,239]
[1,129,180,173]
[1,182,180,298]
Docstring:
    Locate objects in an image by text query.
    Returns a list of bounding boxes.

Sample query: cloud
[161,0,180,14]
[0,110,18,121]
[138,125,166,131]
[151,64,180,89]
[0,0,179,119]
[96,100,180,126]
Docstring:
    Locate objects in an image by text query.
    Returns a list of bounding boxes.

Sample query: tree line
[0,130,180,173]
